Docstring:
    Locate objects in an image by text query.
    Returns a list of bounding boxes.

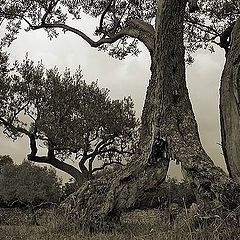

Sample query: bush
[135,177,196,209]
[0,160,62,207]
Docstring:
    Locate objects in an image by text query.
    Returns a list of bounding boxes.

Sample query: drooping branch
[30,22,125,46]
[27,134,84,183]
[2,1,155,52]
[0,116,84,182]
[23,15,155,52]
[0,117,30,137]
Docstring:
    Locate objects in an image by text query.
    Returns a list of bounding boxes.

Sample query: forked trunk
[220,18,240,183]
[62,0,240,231]
[141,0,240,209]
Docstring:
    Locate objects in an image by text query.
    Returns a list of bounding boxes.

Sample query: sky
[0,15,227,181]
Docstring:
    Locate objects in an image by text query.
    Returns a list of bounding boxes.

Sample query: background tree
[0,155,13,170]
[0,52,139,183]
[1,0,240,230]
[0,160,62,224]
[0,155,13,207]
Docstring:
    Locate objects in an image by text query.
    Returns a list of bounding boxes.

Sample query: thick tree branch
[26,18,155,52]
[26,134,84,183]
[30,22,125,47]
[29,154,84,183]
[123,19,155,52]
[78,151,91,178]
[0,116,85,182]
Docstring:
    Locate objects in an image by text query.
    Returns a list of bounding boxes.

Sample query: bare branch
[30,22,125,47]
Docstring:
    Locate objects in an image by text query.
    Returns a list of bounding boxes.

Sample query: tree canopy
[0,51,139,181]
[0,0,239,59]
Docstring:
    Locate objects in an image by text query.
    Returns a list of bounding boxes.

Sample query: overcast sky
[0,16,227,180]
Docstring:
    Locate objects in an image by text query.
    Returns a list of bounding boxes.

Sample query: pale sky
[0,16,227,181]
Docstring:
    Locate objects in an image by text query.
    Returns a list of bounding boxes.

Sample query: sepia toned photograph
[0,0,240,239]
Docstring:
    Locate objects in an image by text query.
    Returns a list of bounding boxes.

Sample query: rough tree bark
[220,18,240,183]
[140,0,240,208]
[62,0,240,231]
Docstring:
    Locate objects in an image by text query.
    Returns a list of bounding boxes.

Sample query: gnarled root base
[61,155,169,232]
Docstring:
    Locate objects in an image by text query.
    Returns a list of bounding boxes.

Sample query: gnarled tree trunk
[220,18,240,183]
[62,0,240,231]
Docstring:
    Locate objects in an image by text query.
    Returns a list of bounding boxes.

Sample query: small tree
[0,53,139,183]
[0,160,62,224]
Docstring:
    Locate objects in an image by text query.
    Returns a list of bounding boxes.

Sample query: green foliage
[0,161,62,206]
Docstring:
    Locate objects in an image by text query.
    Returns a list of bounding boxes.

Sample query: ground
[0,207,240,240]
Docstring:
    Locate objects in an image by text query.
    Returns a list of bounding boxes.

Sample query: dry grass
[0,207,240,240]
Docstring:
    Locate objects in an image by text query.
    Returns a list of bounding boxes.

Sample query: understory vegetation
[0,173,240,240]
[1,197,240,240]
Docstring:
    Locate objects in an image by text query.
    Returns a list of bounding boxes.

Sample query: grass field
[0,207,240,240]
